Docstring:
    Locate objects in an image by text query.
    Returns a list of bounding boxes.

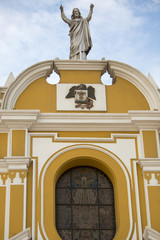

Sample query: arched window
[56,166,116,240]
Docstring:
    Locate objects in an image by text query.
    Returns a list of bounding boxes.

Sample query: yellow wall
[60,70,102,84]
[0,133,8,158]
[14,75,150,113]
[9,185,24,238]
[0,187,6,239]
[12,130,25,156]
[106,77,149,112]
[148,186,160,232]
[15,77,57,112]
[142,131,158,158]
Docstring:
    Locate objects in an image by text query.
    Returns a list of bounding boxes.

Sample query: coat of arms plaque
[66,84,96,110]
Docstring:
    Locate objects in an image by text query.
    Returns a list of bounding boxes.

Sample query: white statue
[60,4,94,60]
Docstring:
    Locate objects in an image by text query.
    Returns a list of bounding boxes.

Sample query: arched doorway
[40,145,133,239]
[56,166,116,240]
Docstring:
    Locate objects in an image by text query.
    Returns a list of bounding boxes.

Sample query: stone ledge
[54,59,108,75]
[0,157,31,172]
[9,228,31,240]
[138,158,160,172]
[143,226,160,240]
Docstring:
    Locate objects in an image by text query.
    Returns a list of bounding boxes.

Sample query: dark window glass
[56,167,116,240]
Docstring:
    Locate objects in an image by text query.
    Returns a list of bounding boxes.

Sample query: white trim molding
[0,157,31,172]
[2,61,54,110]
[107,60,160,111]
[0,110,40,130]
[138,158,160,172]
[29,132,138,143]
[0,110,160,132]
[143,226,160,240]
[9,228,31,240]
[29,110,160,131]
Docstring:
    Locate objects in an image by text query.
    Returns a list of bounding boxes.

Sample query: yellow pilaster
[148,185,160,232]
[9,185,24,238]
[0,133,8,158]
[142,130,158,158]
[137,165,147,232]
[12,130,25,156]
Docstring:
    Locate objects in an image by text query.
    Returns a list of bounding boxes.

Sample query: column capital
[0,157,31,172]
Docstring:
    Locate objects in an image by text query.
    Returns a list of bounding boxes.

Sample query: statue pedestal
[54,59,107,84]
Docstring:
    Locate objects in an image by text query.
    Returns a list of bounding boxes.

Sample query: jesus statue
[60,4,94,60]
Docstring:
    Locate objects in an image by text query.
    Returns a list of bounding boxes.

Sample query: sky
[0,0,160,87]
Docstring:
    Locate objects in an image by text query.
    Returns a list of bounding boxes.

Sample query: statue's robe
[69,18,92,59]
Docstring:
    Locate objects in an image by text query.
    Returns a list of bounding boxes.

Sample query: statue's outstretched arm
[86,4,94,21]
[60,5,71,25]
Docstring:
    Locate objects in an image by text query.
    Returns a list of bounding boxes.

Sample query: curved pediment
[1,59,160,112]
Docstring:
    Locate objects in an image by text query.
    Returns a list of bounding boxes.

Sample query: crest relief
[66,84,96,110]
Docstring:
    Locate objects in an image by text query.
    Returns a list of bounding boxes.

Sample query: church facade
[0,59,160,240]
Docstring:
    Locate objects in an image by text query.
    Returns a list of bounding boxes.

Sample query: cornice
[53,59,108,75]
[0,159,8,173]
[0,157,31,172]
[143,226,160,240]
[0,110,39,130]
[30,110,160,131]
[0,87,7,93]
[138,158,160,172]
[0,110,160,131]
